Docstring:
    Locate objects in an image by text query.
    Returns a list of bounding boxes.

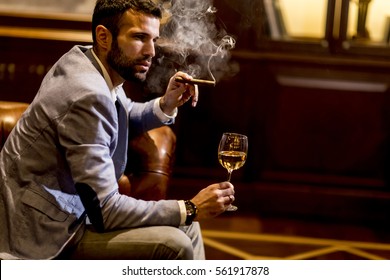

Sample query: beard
[107,39,150,83]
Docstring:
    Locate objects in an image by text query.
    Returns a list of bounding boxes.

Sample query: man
[0,0,235,260]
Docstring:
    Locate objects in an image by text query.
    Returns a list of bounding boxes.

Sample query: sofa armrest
[119,126,176,201]
[0,101,29,149]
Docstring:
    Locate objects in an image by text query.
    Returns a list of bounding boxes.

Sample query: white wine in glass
[218,132,248,211]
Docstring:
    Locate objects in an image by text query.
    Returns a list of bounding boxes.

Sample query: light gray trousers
[63,222,205,260]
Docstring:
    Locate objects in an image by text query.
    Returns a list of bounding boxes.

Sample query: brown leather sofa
[0,101,176,201]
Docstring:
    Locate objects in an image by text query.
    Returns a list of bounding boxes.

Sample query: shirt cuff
[177,200,187,225]
[154,97,177,123]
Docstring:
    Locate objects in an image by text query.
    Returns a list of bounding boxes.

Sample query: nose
[143,40,155,58]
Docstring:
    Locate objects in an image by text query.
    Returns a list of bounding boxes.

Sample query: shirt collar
[91,49,123,102]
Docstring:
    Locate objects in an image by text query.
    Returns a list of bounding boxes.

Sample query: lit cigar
[175,76,216,87]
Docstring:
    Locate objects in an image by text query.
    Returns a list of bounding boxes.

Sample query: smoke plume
[145,0,238,94]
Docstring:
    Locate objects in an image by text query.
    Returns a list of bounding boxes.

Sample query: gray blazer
[0,46,181,259]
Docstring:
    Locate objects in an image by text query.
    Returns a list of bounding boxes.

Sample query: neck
[92,46,125,88]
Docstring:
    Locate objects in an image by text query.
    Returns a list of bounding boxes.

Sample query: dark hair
[92,0,162,44]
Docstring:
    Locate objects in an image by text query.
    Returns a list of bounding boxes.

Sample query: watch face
[185,200,197,225]
[186,203,195,215]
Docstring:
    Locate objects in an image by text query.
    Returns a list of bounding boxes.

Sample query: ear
[95,25,112,51]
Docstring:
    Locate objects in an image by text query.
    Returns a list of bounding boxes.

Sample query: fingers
[172,72,199,107]
[172,72,192,90]
[174,71,193,82]
[191,84,198,107]
[218,181,234,191]
[218,182,235,206]
[190,182,236,220]
[224,194,235,206]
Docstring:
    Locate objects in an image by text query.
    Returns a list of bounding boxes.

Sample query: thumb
[218,181,234,190]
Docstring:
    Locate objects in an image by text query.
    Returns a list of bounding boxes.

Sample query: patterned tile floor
[200,214,390,260]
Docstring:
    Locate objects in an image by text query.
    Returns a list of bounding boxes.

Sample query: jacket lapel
[84,47,128,180]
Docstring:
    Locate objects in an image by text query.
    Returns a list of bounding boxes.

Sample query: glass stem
[227,171,232,182]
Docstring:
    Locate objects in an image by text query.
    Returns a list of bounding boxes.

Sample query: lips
[136,61,151,72]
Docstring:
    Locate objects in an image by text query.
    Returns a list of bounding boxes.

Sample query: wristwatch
[184,200,198,225]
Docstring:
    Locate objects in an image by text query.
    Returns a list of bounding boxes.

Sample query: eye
[133,34,146,41]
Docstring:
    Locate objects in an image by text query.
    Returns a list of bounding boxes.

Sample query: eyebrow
[130,30,159,38]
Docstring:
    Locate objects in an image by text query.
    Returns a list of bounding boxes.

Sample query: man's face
[107,10,160,82]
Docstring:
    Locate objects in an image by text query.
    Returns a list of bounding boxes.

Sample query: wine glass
[218,132,248,211]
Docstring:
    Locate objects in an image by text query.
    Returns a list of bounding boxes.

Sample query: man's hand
[190,182,235,220]
[159,71,199,115]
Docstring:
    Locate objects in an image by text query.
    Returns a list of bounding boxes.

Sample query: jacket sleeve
[118,89,173,135]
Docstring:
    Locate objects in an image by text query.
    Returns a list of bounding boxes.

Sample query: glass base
[226,205,238,211]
